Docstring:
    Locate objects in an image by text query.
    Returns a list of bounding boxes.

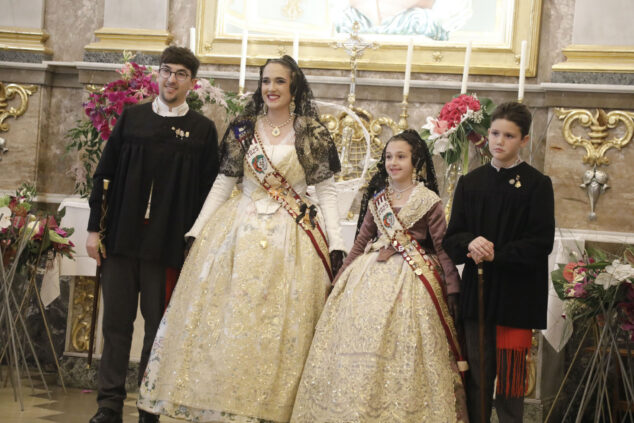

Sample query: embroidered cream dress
[137,126,333,422]
[291,185,468,423]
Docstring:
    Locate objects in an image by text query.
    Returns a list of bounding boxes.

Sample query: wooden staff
[477,262,486,423]
[88,179,109,366]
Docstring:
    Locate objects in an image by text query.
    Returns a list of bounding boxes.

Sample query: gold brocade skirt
[137,194,331,423]
[290,251,468,423]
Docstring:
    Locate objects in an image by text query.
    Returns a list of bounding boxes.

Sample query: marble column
[0,0,52,62]
[84,0,173,64]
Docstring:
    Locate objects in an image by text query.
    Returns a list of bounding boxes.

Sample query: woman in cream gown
[291,130,468,423]
[137,56,347,423]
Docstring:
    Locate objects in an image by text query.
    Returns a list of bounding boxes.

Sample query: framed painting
[195,0,542,76]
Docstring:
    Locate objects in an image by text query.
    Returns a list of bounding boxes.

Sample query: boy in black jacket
[443,102,555,423]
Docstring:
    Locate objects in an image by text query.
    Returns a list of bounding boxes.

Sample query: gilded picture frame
[195,0,542,77]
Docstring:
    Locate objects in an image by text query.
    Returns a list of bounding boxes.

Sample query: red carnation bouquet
[421,94,494,168]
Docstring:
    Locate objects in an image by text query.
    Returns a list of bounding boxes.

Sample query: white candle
[189,27,196,52]
[460,41,472,94]
[518,40,527,101]
[239,28,248,91]
[293,31,300,63]
[403,37,414,96]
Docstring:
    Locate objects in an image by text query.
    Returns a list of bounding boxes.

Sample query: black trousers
[97,255,166,413]
[463,319,525,423]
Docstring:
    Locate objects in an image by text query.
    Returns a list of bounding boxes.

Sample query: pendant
[395,192,402,200]
[509,174,521,188]
[272,126,281,137]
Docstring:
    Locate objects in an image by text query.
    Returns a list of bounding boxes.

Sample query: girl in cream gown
[137,56,346,423]
[291,130,468,423]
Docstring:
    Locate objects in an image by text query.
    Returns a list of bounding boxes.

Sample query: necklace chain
[388,182,415,200]
[263,114,294,137]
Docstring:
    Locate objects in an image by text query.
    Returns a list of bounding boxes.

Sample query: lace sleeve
[218,123,247,177]
[295,117,341,186]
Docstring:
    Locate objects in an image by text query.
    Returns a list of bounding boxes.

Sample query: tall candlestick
[239,28,248,93]
[293,31,299,62]
[189,27,196,52]
[403,37,414,96]
[460,41,472,94]
[518,40,527,101]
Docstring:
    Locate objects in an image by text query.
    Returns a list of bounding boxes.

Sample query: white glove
[314,176,346,252]
[185,175,238,239]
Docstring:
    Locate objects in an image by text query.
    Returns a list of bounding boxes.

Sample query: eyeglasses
[158,67,190,81]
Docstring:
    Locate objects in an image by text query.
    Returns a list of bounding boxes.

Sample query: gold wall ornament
[555,108,633,220]
[0,81,38,133]
[555,108,634,166]
[85,84,104,94]
[70,276,98,353]
[432,51,443,62]
[321,105,398,183]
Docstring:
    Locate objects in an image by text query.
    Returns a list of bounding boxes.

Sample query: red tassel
[495,326,531,398]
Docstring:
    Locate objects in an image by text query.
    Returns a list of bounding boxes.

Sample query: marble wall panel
[0,88,42,191]
[544,109,634,232]
[44,0,104,62]
[36,86,85,195]
[572,0,634,45]
[0,0,45,27]
[104,0,169,30]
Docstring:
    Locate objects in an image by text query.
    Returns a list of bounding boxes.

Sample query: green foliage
[66,119,103,197]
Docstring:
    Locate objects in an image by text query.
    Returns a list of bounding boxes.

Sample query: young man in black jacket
[86,46,219,423]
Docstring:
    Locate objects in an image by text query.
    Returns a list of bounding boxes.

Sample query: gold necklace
[263,114,294,137]
[388,182,414,200]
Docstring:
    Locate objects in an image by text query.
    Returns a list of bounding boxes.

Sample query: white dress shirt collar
[152,96,189,117]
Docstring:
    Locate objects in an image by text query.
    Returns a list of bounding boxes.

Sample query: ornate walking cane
[477,263,486,423]
[88,178,109,367]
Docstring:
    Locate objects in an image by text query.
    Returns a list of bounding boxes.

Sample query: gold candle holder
[397,94,409,131]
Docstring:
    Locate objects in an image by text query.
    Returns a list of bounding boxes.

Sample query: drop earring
[262,103,268,115]
[289,100,296,115]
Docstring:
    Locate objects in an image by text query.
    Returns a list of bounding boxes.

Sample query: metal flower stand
[0,224,66,410]
[546,295,634,422]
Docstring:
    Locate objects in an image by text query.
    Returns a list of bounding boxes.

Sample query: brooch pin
[509,174,521,188]
[171,127,190,140]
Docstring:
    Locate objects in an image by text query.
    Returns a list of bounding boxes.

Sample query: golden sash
[236,127,333,281]
[371,189,467,372]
